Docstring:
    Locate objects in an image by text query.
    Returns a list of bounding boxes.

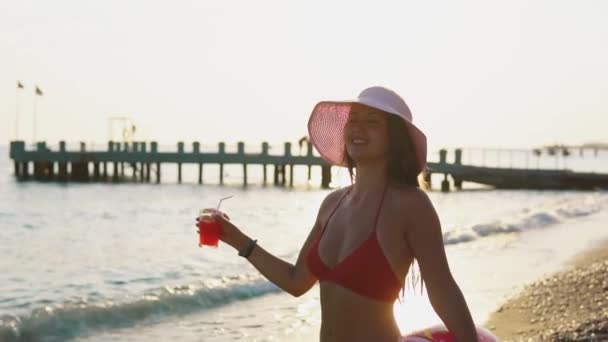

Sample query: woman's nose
[347,125,366,135]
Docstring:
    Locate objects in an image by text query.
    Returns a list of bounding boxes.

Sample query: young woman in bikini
[199,86,478,341]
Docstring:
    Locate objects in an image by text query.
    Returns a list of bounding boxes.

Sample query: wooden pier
[9,140,334,188]
[431,149,608,191]
[8,141,608,191]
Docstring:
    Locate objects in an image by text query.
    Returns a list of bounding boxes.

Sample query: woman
[198,86,478,341]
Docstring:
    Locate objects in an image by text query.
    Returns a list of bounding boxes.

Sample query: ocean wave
[0,275,279,341]
[443,193,605,246]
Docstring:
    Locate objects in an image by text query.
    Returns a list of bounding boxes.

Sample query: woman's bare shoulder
[389,184,434,220]
[319,185,352,213]
[391,184,429,203]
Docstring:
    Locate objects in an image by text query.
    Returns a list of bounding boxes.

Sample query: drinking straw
[217,195,233,210]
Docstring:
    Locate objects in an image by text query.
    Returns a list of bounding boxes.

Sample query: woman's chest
[317,206,405,268]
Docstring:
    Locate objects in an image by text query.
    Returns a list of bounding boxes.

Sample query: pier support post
[139,163,145,182]
[273,164,279,185]
[33,142,46,180]
[23,162,30,179]
[58,162,68,182]
[282,142,291,187]
[262,142,269,186]
[156,162,161,184]
[193,142,202,184]
[71,162,90,182]
[321,165,331,189]
[10,141,24,179]
[113,162,119,182]
[454,177,463,190]
[139,142,146,182]
[441,174,450,192]
[20,163,28,180]
[289,164,294,187]
[219,142,225,185]
[281,164,286,186]
[132,163,138,182]
[132,142,139,182]
[243,164,248,187]
[240,141,247,185]
[82,162,90,182]
[121,142,128,177]
[151,142,159,183]
[93,163,100,180]
[48,162,55,180]
[219,164,224,185]
[177,142,184,184]
[105,141,112,182]
[307,142,313,157]
[263,164,267,186]
[146,163,151,182]
[33,162,43,180]
[308,165,312,181]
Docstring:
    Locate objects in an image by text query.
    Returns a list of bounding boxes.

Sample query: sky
[1,0,607,153]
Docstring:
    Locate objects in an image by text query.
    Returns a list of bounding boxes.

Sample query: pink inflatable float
[401,324,499,342]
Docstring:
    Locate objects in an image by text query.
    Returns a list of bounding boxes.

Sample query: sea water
[1,145,607,341]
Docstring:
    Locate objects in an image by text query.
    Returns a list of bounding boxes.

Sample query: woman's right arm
[201,191,338,297]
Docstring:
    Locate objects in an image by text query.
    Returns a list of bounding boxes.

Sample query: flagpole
[33,93,38,144]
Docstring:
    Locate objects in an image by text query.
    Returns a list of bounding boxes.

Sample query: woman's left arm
[401,188,478,342]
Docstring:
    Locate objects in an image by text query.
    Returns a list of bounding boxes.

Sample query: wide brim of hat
[307,101,427,174]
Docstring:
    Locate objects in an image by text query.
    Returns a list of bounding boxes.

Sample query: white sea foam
[443,193,605,245]
[0,274,279,341]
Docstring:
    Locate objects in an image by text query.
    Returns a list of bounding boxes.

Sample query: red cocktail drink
[198,215,221,247]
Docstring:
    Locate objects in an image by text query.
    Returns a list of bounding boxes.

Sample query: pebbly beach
[486,239,608,341]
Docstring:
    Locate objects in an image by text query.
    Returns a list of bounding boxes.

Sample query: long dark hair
[341,113,429,300]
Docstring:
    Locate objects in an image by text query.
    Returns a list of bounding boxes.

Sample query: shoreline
[485,239,608,341]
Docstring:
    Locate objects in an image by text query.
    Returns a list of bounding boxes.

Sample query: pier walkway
[8,141,608,191]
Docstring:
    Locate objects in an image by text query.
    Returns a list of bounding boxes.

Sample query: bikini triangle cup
[306,184,402,302]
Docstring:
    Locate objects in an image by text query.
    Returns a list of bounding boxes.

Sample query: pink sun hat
[307,86,428,174]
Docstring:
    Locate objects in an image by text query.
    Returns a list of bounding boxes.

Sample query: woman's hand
[196,209,250,251]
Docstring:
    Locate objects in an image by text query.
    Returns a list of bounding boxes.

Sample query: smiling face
[343,103,390,166]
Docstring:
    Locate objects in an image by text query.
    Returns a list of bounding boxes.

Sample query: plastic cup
[197,196,232,248]
[198,212,221,248]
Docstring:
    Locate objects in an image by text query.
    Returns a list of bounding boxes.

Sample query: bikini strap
[319,186,352,237]
[372,182,390,231]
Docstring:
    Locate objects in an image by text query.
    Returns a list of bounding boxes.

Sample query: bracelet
[238,239,258,258]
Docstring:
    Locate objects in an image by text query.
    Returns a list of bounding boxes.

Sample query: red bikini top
[306,184,402,302]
